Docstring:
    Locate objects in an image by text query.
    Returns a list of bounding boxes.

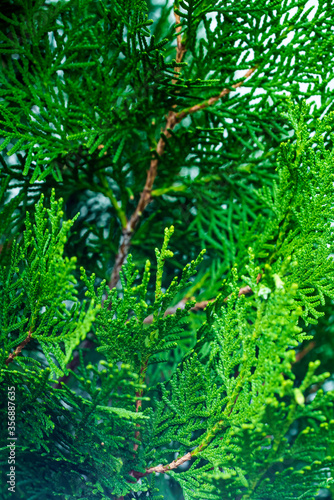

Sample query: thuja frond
[254,101,334,323]
[0,0,173,183]
[0,175,25,242]
[146,354,211,457]
[151,263,333,499]
[0,358,151,498]
[0,189,97,376]
[81,226,205,373]
[2,1,334,499]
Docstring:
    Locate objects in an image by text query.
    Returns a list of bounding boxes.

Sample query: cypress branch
[2,1,334,498]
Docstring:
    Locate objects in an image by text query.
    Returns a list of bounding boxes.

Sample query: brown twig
[142,274,261,325]
[5,329,32,366]
[108,69,257,289]
[108,7,187,291]
[171,9,187,85]
[143,297,188,324]
[146,452,193,474]
[108,109,178,289]
[128,274,262,482]
[175,66,257,123]
[107,14,257,495]
[293,341,316,364]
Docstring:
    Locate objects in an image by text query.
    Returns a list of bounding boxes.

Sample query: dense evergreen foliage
[1,0,334,498]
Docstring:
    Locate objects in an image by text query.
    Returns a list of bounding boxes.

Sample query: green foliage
[81,226,205,371]
[0,359,152,498]
[253,102,334,324]
[2,0,334,281]
[1,1,334,499]
[0,188,97,376]
[160,271,334,499]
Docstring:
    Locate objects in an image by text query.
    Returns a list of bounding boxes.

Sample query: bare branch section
[5,329,32,366]
[171,10,187,85]
[109,9,186,291]
[146,452,192,474]
[109,226,133,289]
